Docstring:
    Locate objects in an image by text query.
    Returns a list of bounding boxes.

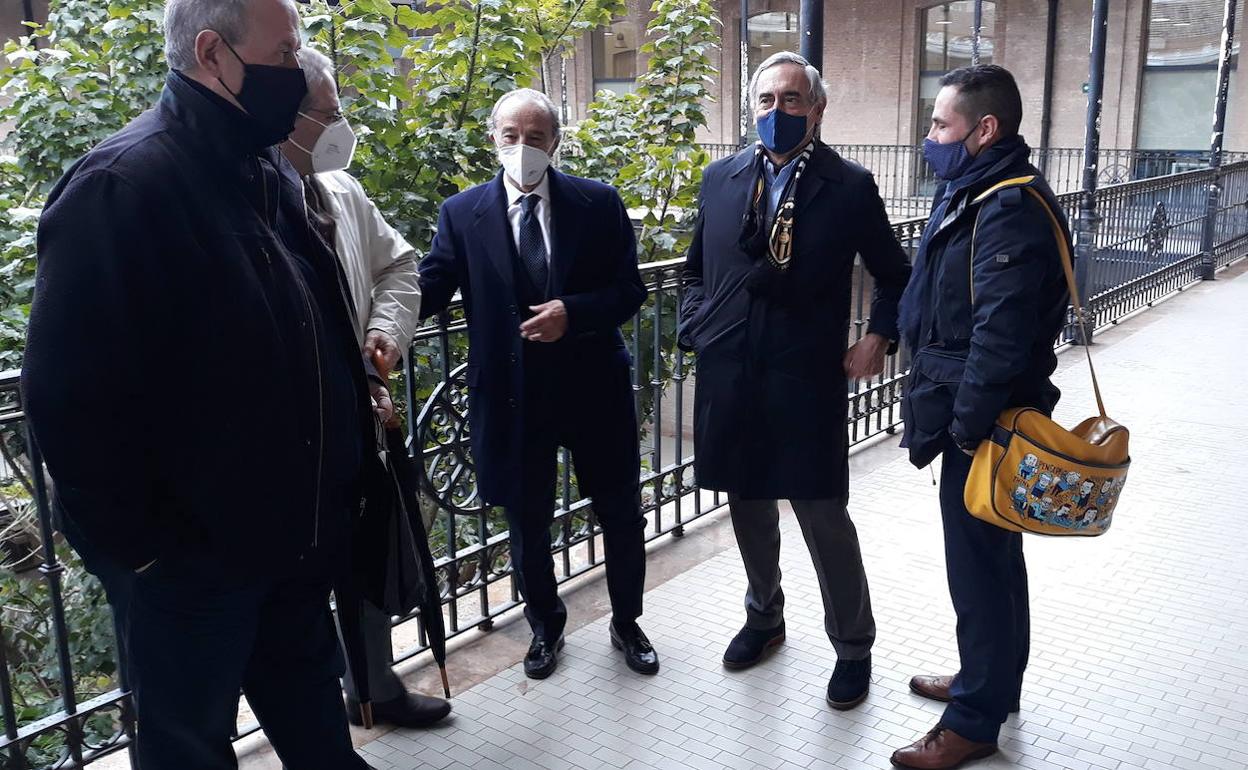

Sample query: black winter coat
[22,72,380,574]
[679,143,911,499]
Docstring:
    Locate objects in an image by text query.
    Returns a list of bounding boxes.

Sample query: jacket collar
[727,141,845,218]
[932,137,1033,236]
[471,168,590,297]
[158,71,262,165]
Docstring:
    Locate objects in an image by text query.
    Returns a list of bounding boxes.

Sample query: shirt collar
[504,172,552,207]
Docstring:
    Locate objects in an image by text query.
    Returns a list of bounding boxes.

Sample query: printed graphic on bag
[1009,454,1126,533]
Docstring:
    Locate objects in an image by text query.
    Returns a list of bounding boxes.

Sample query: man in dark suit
[892,65,1070,770]
[679,52,910,710]
[418,88,657,680]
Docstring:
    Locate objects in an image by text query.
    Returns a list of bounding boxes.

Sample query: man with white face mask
[419,88,656,680]
[283,47,421,382]
[279,47,449,729]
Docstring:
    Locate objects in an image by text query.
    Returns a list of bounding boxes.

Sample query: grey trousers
[728,495,876,660]
[338,600,404,703]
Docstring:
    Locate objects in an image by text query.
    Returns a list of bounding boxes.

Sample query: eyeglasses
[304,108,346,124]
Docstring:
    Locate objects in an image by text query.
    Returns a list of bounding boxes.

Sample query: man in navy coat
[892,65,1070,770]
[418,88,657,680]
[679,52,911,710]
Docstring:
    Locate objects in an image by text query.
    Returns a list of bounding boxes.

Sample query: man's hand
[363,329,402,378]
[369,379,394,423]
[519,299,568,343]
[844,332,890,380]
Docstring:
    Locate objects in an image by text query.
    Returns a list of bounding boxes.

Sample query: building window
[917,1,996,142]
[592,20,639,96]
[1137,0,1243,151]
[748,11,799,71]
[743,12,800,140]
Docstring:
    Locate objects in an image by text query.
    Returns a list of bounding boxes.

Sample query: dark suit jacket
[678,143,912,499]
[418,169,646,508]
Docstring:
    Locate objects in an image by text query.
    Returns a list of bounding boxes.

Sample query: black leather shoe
[524,635,564,679]
[610,621,660,674]
[826,654,871,710]
[722,623,786,670]
[347,691,452,728]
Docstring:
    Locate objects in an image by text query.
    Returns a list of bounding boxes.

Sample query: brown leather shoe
[891,727,997,769]
[909,674,954,702]
[909,674,1020,712]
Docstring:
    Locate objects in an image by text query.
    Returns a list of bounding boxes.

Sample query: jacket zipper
[297,189,326,549]
[265,160,325,549]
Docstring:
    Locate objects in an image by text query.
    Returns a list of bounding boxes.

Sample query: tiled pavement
[357,264,1248,770]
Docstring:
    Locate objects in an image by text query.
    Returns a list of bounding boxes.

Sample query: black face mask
[217,37,308,149]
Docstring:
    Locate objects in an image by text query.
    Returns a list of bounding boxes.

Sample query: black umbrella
[383,421,450,699]
[347,413,451,702]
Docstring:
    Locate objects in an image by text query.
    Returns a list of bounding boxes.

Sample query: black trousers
[938,449,1030,744]
[507,344,646,642]
[73,532,369,770]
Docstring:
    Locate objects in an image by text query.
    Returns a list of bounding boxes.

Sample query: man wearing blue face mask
[678,52,910,711]
[892,65,1070,770]
[23,1,387,766]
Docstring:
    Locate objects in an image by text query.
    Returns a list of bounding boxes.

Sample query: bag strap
[969,176,1107,418]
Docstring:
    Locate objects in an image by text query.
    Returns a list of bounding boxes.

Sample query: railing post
[1038,0,1059,175]
[1073,0,1110,344]
[799,0,824,72]
[1199,0,1238,280]
[971,0,984,66]
[739,0,749,148]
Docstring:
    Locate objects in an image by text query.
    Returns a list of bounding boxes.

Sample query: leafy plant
[564,0,719,263]
[0,0,166,371]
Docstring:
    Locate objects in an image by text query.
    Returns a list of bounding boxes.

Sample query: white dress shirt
[504,172,553,261]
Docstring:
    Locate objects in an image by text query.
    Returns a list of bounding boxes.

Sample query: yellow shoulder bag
[963,176,1131,536]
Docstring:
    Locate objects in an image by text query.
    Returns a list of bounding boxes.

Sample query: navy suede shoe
[826,654,871,710]
[722,622,786,670]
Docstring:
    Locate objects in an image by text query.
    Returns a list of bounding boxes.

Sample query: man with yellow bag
[891,65,1071,770]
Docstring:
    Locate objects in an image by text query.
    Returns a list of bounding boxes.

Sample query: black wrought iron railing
[3,160,1247,768]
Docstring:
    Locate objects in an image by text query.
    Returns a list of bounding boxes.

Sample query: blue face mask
[922,121,982,181]
[756,108,811,155]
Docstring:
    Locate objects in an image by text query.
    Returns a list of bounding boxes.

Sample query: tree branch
[453,1,485,131]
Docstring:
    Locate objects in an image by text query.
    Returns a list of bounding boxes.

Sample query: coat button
[509,353,518,363]
[508,304,518,315]
[508,398,517,408]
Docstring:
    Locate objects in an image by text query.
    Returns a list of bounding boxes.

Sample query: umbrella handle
[359,701,374,730]
[440,666,451,699]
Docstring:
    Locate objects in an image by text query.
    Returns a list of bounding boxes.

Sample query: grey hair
[297,46,337,109]
[164,0,252,72]
[488,88,561,139]
[747,51,828,107]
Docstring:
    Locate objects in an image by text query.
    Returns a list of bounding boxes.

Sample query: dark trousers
[727,495,875,660]
[338,600,404,703]
[74,534,368,770]
[938,449,1030,744]
[507,345,646,642]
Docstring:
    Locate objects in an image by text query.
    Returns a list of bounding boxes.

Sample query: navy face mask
[217,38,308,149]
[922,119,982,181]
[757,108,811,156]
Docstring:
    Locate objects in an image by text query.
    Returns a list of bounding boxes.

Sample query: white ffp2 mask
[498,143,551,188]
[291,112,357,174]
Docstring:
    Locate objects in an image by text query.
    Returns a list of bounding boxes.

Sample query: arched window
[917,1,996,141]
